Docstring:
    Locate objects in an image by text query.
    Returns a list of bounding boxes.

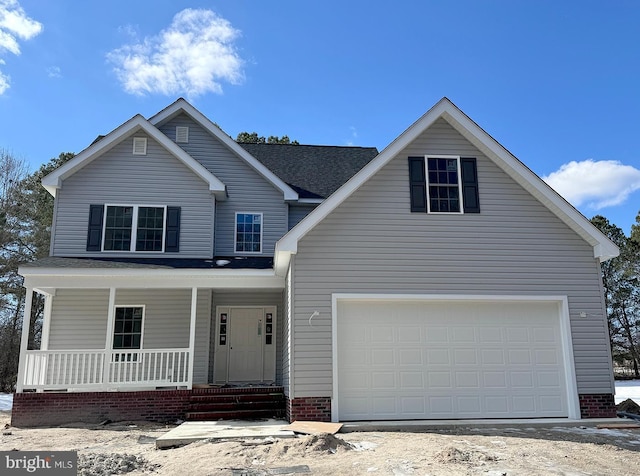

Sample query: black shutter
[408,156,427,212]
[86,204,104,251]
[461,158,480,213]
[165,206,181,252]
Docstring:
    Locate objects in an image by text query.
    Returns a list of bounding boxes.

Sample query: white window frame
[234,212,264,254]
[132,137,147,155]
[102,204,167,252]
[112,305,145,350]
[425,155,464,214]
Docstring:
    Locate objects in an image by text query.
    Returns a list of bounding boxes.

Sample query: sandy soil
[2,411,640,476]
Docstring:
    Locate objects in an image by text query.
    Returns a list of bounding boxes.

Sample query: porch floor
[156,419,295,449]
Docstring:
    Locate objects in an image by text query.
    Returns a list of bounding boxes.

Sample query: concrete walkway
[156,419,295,449]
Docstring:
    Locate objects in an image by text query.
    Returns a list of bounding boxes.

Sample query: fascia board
[42,115,226,197]
[149,99,299,201]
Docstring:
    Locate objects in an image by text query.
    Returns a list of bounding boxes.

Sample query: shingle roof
[239,143,379,199]
[21,256,273,270]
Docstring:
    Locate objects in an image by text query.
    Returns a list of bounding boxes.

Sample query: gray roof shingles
[239,143,378,199]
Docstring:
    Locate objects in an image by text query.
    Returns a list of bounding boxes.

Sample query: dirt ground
[2,411,640,476]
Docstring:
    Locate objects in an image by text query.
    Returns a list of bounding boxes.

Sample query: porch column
[187,287,198,389]
[102,287,116,388]
[15,287,34,393]
[40,292,54,351]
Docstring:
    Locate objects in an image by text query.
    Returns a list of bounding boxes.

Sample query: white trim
[16,287,34,393]
[40,294,53,351]
[187,288,198,389]
[425,155,463,214]
[149,98,298,201]
[234,212,264,255]
[102,204,167,253]
[132,137,147,155]
[41,115,227,198]
[297,198,324,204]
[331,293,581,422]
[112,304,146,351]
[275,98,619,263]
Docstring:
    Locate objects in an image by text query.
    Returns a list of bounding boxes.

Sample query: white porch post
[187,287,198,389]
[15,287,34,393]
[40,292,54,351]
[102,287,116,388]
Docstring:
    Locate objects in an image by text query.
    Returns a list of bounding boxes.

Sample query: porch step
[185,387,286,421]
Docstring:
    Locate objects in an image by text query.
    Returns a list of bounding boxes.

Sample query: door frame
[213,305,277,384]
[331,293,579,422]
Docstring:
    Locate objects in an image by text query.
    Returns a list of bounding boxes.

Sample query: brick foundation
[579,393,616,418]
[11,390,192,427]
[287,396,331,422]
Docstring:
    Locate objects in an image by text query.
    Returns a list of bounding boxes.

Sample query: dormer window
[133,137,147,155]
[176,126,189,143]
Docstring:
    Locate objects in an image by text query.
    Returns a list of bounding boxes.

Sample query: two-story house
[13,98,619,426]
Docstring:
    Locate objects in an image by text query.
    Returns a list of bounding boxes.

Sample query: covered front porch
[16,257,286,394]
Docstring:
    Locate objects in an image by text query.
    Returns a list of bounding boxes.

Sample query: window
[408,156,480,214]
[103,205,165,252]
[113,306,143,350]
[427,157,462,213]
[235,212,262,253]
[132,137,147,155]
[86,205,181,253]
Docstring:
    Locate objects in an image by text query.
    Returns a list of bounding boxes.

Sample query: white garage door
[336,299,569,421]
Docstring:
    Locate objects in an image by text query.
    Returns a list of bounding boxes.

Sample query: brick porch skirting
[286,396,331,422]
[11,390,192,427]
[579,393,617,418]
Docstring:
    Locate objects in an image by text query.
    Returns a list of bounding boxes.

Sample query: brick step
[189,400,284,412]
[191,386,284,396]
[189,393,285,404]
[185,408,285,421]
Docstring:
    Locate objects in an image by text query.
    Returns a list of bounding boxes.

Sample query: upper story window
[86,204,181,253]
[235,212,262,253]
[104,205,165,252]
[408,156,480,214]
[427,157,462,213]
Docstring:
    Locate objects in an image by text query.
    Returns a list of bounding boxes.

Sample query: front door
[228,308,264,381]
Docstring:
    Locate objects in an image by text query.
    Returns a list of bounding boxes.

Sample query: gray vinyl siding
[210,290,284,384]
[291,117,613,398]
[289,204,318,230]
[51,133,214,258]
[48,288,212,383]
[158,115,287,256]
[48,289,110,349]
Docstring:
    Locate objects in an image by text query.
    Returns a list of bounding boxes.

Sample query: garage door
[336,299,569,421]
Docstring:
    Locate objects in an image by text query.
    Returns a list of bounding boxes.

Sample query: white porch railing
[21,349,190,391]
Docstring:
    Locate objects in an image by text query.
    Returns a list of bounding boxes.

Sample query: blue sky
[1,0,639,233]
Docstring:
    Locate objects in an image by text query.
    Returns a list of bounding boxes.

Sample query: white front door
[228,308,264,382]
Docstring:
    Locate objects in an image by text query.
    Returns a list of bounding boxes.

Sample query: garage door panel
[337,300,568,420]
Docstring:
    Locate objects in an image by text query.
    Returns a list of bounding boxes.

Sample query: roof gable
[149,99,299,201]
[275,98,619,273]
[42,115,226,198]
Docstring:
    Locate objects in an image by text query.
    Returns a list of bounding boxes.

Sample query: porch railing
[21,349,190,391]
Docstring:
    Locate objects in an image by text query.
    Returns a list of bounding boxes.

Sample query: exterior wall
[51,133,215,258]
[47,288,211,383]
[291,117,613,399]
[209,290,284,384]
[282,266,292,395]
[159,115,288,256]
[12,390,192,427]
[286,396,331,422]
[289,204,318,230]
[579,394,616,418]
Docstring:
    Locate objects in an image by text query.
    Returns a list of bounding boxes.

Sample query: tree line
[0,146,639,392]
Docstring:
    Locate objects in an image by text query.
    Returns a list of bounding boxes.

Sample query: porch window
[103,205,166,252]
[113,306,144,361]
[235,212,263,253]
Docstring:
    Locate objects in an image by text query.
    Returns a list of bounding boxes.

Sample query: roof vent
[176,126,189,143]
[133,137,147,155]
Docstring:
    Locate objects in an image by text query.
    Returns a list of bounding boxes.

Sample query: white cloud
[543,159,640,210]
[46,65,61,78]
[0,0,43,93]
[107,8,244,98]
